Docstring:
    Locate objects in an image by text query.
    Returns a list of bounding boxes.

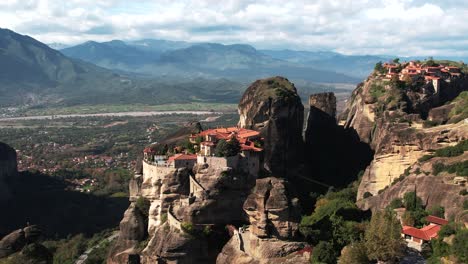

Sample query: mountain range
[0,28,364,108]
[0,28,245,107]
[61,40,361,82]
[3,27,464,109]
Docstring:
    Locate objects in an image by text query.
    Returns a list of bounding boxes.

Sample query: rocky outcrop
[238,76,304,176]
[0,142,18,201]
[107,203,147,264]
[301,93,373,193]
[357,121,467,198]
[358,152,468,222]
[243,177,300,240]
[217,177,308,264]
[343,73,468,199]
[0,225,42,258]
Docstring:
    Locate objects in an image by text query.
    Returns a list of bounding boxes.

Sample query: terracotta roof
[402,225,440,241]
[167,154,197,163]
[240,141,262,152]
[198,127,260,140]
[143,147,155,153]
[426,215,449,226]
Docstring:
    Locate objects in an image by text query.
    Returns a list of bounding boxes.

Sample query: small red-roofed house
[401,215,448,251]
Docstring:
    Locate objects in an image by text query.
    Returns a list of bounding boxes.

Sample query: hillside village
[380,60,463,93]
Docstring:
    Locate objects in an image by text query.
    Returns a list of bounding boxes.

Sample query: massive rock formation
[217,177,309,264]
[243,177,301,240]
[0,142,18,201]
[301,92,373,195]
[107,204,147,264]
[358,151,468,222]
[238,76,304,176]
[342,70,468,200]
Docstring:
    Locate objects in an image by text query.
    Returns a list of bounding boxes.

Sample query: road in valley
[0,111,223,121]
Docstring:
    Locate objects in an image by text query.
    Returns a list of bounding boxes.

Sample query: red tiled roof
[143,147,155,153]
[426,215,449,226]
[240,141,262,152]
[167,154,197,163]
[402,226,431,240]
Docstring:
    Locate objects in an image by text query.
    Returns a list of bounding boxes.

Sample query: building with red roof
[401,215,448,251]
[167,153,197,169]
[193,127,262,157]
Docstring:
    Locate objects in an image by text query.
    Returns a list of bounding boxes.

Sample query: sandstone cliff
[217,177,309,264]
[358,151,468,222]
[238,76,304,177]
[342,71,468,200]
[0,142,18,201]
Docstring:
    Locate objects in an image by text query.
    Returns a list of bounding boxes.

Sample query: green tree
[135,197,151,218]
[311,241,337,264]
[364,211,404,263]
[427,205,445,218]
[452,229,468,263]
[214,138,241,157]
[403,191,423,211]
[338,242,369,264]
[374,61,385,74]
[393,58,400,64]
[387,198,404,210]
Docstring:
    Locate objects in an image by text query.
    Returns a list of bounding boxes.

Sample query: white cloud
[1,0,467,57]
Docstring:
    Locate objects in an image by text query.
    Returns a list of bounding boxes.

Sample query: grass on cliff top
[254,76,298,100]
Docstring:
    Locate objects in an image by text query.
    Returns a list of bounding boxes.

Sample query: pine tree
[364,210,404,263]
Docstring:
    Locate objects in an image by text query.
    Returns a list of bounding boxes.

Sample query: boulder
[243,177,301,240]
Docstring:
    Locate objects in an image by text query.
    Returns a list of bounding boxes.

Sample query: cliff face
[217,177,309,264]
[0,142,18,202]
[301,93,373,192]
[238,76,304,176]
[358,152,468,222]
[109,158,258,263]
[342,72,468,200]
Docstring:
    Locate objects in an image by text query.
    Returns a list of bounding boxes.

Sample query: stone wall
[203,155,239,170]
[167,207,182,231]
[143,160,176,182]
[189,175,205,197]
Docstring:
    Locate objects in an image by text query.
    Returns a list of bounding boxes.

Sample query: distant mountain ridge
[0,28,247,107]
[61,40,360,82]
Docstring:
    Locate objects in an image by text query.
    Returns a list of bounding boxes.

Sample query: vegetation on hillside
[300,178,407,263]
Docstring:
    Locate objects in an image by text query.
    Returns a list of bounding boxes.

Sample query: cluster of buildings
[401,215,449,251]
[143,127,262,173]
[382,61,463,93]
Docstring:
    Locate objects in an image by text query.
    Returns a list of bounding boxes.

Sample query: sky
[1,0,468,57]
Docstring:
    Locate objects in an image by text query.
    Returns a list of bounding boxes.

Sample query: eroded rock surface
[358,152,468,222]
[342,73,468,199]
[243,177,300,240]
[217,177,309,264]
[238,76,304,176]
